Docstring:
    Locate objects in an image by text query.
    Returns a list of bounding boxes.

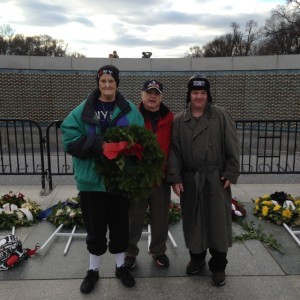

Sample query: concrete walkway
[0,183,299,300]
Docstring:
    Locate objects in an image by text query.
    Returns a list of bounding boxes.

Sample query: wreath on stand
[95,125,165,202]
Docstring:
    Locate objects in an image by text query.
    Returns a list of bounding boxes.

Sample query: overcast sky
[0,0,286,58]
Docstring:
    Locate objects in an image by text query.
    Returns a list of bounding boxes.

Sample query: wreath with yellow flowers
[253,191,300,226]
[95,125,165,201]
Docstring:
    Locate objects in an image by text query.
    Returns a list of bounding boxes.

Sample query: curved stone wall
[0,55,299,122]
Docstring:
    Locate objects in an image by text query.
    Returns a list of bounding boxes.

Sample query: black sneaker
[152,253,170,267]
[212,271,226,286]
[125,256,136,270]
[115,264,136,287]
[186,260,206,275]
[80,269,99,294]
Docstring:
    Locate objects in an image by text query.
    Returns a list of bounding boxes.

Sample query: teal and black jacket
[61,88,144,192]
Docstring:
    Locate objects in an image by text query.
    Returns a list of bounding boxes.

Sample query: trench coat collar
[183,103,216,139]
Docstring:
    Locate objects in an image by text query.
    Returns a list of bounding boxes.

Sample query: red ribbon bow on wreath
[103,141,144,160]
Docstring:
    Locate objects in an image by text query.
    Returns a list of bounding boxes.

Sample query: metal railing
[236,120,300,174]
[0,119,46,189]
[1,118,299,192]
[45,120,73,190]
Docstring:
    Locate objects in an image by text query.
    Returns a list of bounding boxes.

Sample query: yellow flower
[255,198,260,204]
[273,205,281,211]
[262,206,269,216]
[255,205,260,211]
[262,200,272,206]
[294,200,300,205]
[282,209,293,219]
[22,203,33,210]
[262,195,270,199]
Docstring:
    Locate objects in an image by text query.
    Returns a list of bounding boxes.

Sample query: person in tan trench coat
[167,76,240,287]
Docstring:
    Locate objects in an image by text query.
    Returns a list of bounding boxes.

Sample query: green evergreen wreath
[95,125,165,201]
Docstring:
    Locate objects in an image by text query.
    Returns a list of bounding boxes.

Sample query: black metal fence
[1,118,300,191]
[0,119,46,189]
[236,120,300,174]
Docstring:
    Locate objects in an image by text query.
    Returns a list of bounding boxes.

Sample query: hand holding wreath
[95,125,165,201]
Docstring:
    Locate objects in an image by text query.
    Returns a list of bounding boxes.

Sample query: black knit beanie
[96,65,120,87]
[186,76,212,104]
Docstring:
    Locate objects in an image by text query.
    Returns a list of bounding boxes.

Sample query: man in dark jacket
[167,76,240,287]
[125,80,174,269]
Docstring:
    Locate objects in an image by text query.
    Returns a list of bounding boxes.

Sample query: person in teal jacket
[61,65,144,294]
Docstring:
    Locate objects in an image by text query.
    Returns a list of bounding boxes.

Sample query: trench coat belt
[183,164,224,224]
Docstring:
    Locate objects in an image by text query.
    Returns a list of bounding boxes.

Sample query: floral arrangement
[46,196,84,228]
[46,197,182,228]
[143,200,182,226]
[0,192,42,230]
[232,198,246,221]
[253,191,300,226]
[230,196,282,251]
[95,125,165,202]
[168,201,182,224]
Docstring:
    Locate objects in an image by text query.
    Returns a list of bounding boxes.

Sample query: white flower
[55,209,64,216]
[69,197,79,204]
[16,211,24,220]
[69,211,76,218]
[2,203,10,210]
[10,204,18,211]
[234,210,243,216]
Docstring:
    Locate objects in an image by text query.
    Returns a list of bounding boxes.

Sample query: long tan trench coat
[167,103,240,253]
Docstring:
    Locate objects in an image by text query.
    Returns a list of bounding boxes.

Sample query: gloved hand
[102,141,143,160]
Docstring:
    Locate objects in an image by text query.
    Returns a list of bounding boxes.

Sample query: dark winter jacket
[167,103,240,253]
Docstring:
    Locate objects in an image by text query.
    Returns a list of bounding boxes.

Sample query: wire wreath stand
[283,223,300,247]
[40,223,177,255]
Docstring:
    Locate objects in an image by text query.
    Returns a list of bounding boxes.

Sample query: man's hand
[221,177,231,189]
[172,183,184,197]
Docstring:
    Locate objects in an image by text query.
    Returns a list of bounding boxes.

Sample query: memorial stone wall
[0,55,299,123]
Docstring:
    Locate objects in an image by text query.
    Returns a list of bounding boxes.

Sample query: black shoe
[212,271,226,286]
[125,255,136,270]
[115,264,136,287]
[186,260,206,275]
[152,253,170,267]
[80,269,99,294]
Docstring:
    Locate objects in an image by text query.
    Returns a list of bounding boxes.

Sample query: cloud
[12,0,94,27]
[0,0,286,58]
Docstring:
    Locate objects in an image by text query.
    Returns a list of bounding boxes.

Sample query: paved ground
[0,180,299,300]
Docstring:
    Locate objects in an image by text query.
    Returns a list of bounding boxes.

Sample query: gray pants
[127,182,171,256]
